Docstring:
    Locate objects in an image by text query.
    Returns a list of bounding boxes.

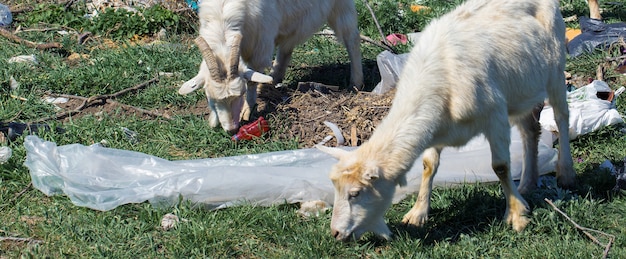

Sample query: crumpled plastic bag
[24,126,558,211]
[567,16,626,58]
[540,80,624,139]
[372,50,409,94]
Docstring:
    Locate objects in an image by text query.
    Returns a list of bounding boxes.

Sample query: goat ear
[315,144,349,159]
[362,166,380,182]
[178,77,204,95]
[243,69,273,84]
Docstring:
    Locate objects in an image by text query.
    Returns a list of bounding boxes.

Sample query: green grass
[2,0,626,258]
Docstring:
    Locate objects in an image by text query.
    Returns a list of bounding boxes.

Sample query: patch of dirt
[261,85,395,148]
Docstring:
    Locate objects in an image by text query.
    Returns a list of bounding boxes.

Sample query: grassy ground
[2,0,626,258]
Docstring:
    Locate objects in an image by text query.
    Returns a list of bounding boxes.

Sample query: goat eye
[348,190,360,199]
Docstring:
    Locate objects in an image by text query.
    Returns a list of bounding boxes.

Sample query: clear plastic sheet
[24,126,558,211]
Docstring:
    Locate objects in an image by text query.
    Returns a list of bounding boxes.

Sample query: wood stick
[0,28,62,50]
[0,236,43,244]
[34,76,166,122]
[545,198,614,259]
[362,0,395,52]
[314,32,396,54]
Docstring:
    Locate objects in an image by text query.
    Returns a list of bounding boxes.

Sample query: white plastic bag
[540,80,623,139]
[372,50,409,94]
[24,126,558,211]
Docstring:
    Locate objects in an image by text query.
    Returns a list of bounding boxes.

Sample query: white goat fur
[181,0,363,132]
[317,0,576,241]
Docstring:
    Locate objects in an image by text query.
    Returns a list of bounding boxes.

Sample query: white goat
[317,0,576,241]
[179,0,363,133]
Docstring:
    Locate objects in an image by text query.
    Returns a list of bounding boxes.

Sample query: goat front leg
[487,124,530,232]
[240,81,259,121]
[402,147,441,227]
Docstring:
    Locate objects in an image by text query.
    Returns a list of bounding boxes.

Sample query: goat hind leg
[547,74,576,189]
[240,81,259,121]
[515,106,542,194]
[328,1,363,89]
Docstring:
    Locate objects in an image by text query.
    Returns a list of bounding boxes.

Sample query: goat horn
[228,34,242,80]
[194,37,225,83]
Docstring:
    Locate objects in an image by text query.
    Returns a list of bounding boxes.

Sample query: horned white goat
[179,0,363,133]
[317,0,576,241]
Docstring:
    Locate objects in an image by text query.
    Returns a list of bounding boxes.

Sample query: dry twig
[362,0,396,53]
[33,76,168,122]
[314,32,396,53]
[10,182,32,204]
[0,236,44,244]
[545,198,615,259]
[0,28,62,50]
[605,55,626,62]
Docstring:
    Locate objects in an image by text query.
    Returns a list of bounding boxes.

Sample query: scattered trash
[0,3,12,27]
[565,28,582,43]
[296,82,339,93]
[600,158,626,191]
[322,121,345,146]
[186,0,201,12]
[599,159,616,174]
[385,33,408,46]
[407,32,422,44]
[8,54,38,65]
[0,146,11,164]
[90,139,109,148]
[232,116,270,141]
[9,76,19,90]
[297,200,330,218]
[568,80,614,103]
[158,72,180,78]
[42,96,69,104]
[540,80,624,139]
[410,4,430,13]
[567,17,626,57]
[372,50,409,94]
[161,213,187,231]
[0,122,65,141]
[122,127,140,144]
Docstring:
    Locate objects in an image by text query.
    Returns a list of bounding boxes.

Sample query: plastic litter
[8,54,38,64]
[372,50,409,94]
[540,80,624,139]
[386,33,408,46]
[567,17,626,58]
[0,122,65,141]
[24,126,559,211]
[232,116,269,141]
[0,146,11,163]
[122,127,140,144]
[0,3,12,27]
[9,76,19,90]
